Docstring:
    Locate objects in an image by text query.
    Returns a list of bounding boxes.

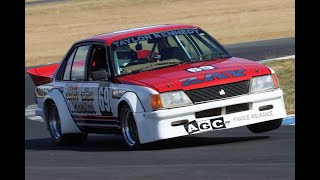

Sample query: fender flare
[117,92,145,142]
[43,89,82,134]
[117,92,145,114]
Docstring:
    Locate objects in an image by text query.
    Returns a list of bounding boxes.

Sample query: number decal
[187,65,215,73]
[199,65,215,70]
[187,68,202,73]
[98,87,111,112]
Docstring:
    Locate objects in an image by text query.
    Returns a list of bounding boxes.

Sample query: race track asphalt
[25,37,295,180]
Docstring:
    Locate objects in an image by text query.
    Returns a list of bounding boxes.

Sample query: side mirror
[91,70,110,81]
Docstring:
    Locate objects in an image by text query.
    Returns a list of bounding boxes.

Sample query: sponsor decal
[112,89,127,99]
[232,110,274,122]
[64,83,115,116]
[112,28,200,47]
[80,89,94,101]
[179,69,246,86]
[98,87,111,114]
[219,89,226,96]
[186,65,215,73]
[35,86,53,97]
[65,87,96,114]
[251,111,273,119]
[184,117,226,134]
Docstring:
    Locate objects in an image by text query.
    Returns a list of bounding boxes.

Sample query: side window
[63,48,77,80]
[70,45,90,81]
[88,45,108,81]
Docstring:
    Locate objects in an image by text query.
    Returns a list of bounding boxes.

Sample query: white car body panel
[43,89,82,134]
[135,88,286,143]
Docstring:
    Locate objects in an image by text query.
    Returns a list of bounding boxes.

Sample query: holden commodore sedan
[27,24,287,149]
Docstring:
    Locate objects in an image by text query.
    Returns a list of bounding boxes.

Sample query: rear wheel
[47,103,87,145]
[247,119,283,133]
[120,104,141,150]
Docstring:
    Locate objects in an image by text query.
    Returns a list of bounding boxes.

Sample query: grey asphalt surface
[25,37,295,180]
[225,37,295,60]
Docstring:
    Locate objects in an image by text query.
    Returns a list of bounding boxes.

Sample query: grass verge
[262,58,295,114]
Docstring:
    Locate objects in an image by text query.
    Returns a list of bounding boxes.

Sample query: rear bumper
[134,89,287,144]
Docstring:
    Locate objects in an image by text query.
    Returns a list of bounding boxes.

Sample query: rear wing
[26,63,59,86]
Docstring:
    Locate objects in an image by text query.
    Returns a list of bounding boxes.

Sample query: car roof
[78,24,200,46]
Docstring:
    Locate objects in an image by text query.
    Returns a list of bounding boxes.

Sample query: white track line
[259,55,295,63]
[25,104,44,122]
[28,116,44,122]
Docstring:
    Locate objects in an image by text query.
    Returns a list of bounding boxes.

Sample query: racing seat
[160,47,186,60]
[116,44,138,62]
[128,49,138,62]
[90,47,107,80]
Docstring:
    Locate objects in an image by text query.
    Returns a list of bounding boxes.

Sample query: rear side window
[63,48,77,80]
[70,45,90,81]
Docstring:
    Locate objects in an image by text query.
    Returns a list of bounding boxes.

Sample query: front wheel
[47,103,87,145]
[120,104,141,150]
[247,119,283,133]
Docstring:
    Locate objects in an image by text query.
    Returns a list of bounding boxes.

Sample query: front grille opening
[259,105,273,111]
[195,108,222,118]
[185,80,250,104]
[226,103,250,114]
[171,120,189,127]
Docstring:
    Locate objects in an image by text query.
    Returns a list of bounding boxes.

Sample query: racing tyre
[120,104,141,150]
[47,103,87,145]
[247,119,283,133]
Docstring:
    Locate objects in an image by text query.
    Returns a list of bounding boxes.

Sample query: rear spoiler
[26,63,59,86]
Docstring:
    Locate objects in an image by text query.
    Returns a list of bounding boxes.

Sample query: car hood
[116,57,271,92]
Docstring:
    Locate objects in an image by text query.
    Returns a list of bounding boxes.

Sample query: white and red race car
[27,24,287,149]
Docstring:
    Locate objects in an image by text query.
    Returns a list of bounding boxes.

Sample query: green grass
[262,59,295,114]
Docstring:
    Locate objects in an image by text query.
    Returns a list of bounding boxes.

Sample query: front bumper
[134,89,287,144]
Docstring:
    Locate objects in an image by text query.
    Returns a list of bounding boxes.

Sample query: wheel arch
[117,92,145,115]
[43,89,82,134]
[43,98,55,124]
[118,101,128,117]
[117,92,145,143]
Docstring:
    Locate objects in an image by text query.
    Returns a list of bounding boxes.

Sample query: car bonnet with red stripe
[116,57,270,92]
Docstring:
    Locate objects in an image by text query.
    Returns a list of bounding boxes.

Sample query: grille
[195,103,250,118]
[195,108,222,118]
[185,80,250,103]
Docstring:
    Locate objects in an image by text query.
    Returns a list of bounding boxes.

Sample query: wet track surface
[25,37,295,179]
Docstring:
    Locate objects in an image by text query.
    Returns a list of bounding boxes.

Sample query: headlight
[251,74,279,93]
[150,91,193,110]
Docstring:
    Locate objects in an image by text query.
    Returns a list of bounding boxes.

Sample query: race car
[27,24,287,149]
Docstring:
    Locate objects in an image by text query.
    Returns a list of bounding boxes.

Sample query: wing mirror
[91,70,110,81]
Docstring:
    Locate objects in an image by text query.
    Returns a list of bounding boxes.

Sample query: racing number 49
[98,87,111,112]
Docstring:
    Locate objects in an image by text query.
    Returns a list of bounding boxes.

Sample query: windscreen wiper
[130,61,181,74]
[181,52,228,64]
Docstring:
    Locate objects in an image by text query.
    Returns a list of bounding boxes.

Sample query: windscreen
[111,28,231,76]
